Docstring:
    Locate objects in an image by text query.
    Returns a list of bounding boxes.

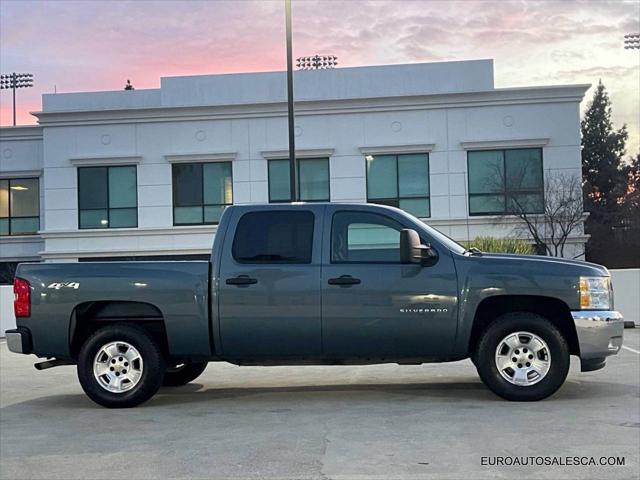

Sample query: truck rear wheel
[163,362,208,386]
[77,324,165,408]
[474,312,570,401]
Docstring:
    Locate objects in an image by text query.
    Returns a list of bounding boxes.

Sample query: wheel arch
[467,295,580,358]
[69,301,169,359]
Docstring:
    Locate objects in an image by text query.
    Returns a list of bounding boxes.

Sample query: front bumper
[5,327,33,355]
[572,310,624,371]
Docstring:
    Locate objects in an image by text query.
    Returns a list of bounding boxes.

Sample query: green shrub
[463,236,534,255]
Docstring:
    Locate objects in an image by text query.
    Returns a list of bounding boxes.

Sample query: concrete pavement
[1,330,639,480]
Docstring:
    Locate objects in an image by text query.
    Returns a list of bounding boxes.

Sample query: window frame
[171,161,234,226]
[267,157,330,203]
[231,210,315,265]
[365,153,431,218]
[467,148,544,216]
[0,177,40,236]
[77,165,138,230]
[330,210,410,265]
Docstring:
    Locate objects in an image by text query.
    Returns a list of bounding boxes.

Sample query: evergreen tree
[621,153,640,217]
[581,81,638,267]
[581,80,628,212]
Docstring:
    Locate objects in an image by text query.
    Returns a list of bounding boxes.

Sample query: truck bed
[14,261,211,359]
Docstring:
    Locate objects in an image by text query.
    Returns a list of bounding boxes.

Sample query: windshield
[396,209,467,255]
[423,224,468,255]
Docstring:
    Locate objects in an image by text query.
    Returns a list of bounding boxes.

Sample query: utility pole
[0,73,34,126]
[285,0,297,202]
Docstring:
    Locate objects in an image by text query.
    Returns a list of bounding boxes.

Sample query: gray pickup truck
[7,203,624,407]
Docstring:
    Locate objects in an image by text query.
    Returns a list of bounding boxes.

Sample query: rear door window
[232,211,314,264]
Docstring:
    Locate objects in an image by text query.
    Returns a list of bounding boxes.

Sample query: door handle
[328,275,361,286]
[226,275,258,286]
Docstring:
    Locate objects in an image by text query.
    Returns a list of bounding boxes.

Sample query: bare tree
[484,162,585,257]
[510,173,585,257]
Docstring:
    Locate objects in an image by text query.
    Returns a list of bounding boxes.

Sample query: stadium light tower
[0,73,34,126]
[296,55,338,70]
[624,33,640,49]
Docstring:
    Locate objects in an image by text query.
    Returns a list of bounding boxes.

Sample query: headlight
[579,276,611,310]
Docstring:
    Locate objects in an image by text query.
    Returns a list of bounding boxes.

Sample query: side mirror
[400,229,438,265]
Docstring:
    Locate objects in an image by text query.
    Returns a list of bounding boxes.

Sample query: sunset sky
[1,0,639,155]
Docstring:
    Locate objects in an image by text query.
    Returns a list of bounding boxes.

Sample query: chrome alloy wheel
[494,331,551,386]
[93,341,144,393]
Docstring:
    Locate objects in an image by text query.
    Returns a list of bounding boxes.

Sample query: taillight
[14,277,31,318]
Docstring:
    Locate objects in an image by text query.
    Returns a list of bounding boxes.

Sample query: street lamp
[0,73,34,126]
[624,33,640,49]
[284,0,297,202]
[296,55,338,70]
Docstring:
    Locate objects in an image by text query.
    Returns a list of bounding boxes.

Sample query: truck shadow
[149,377,638,407]
[2,377,635,410]
[4,380,493,410]
[151,380,495,406]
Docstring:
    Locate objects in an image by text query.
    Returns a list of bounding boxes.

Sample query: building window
[366,153,430,218]
[0,178,40,236]
[78,166,137,229]
[467,148,543,215]
[172,162,233,225]
[268,158,329,202]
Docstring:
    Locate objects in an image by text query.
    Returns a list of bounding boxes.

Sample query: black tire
[163,362,208,386]
[77,324,166,408]
[475,312,570,401]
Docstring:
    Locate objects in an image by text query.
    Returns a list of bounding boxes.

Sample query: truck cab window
[331,211,403,263]
[232,211,314,264]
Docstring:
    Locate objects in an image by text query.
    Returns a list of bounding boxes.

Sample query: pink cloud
[1,0,638,153]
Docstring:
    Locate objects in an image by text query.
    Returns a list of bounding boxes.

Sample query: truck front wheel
[474,312,570,401]
[77,324,166,408]
[163,362,208,386]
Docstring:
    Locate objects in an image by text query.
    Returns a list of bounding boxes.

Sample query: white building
[0,59,589,280]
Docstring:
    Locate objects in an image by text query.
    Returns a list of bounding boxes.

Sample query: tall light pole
[285,0,297,202]
[0,73,34,126]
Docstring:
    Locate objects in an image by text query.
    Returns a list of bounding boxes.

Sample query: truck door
[218,206,323,358]
[321,206,458,359]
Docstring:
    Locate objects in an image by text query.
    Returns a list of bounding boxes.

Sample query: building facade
[0,59,589,280]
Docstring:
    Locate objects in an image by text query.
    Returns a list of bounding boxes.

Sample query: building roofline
[159,58,495,81]
[30,83,590,127]
[494,83,591,92]
[41,60,497,114]
[0,124,43,140]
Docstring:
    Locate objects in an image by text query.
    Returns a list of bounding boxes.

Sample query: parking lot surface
[1,330,639,480]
